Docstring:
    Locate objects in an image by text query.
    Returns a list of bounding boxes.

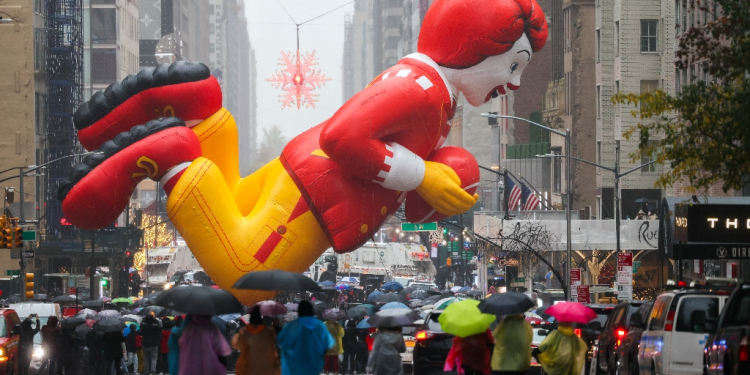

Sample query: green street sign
[514,277,526,282]
[5,270,19,276]
[633,260,641,273]
[22,231,36,241]
[401,222,438,232]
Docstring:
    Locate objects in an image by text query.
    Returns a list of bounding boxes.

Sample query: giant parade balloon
[59,0,548,305]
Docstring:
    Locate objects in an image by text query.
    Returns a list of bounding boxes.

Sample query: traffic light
[13,227,22,249]
[101,278,109,288]
[24,273,34,299]
[1,227,12,249]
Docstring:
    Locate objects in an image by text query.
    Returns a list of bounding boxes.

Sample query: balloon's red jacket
[280,53,462,253]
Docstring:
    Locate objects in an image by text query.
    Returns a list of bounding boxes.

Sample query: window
[641,140,658,173]
[682,3,687,32]
[648,295,673,331]
[35,93,47,135]
[596,29,601,62]
[34,28,46,71]
[615,21,620,56]
[676,68,681,92]
[385,36,400,49]
[91,8,117,44]
[596,85,601,119]
[676,297,720,332]
[641,20,658,52]
[640,80,659,94]
[675,0,680,30]
[597,141,602,165]
[91,49,117,83]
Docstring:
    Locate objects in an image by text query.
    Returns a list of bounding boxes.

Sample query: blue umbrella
[336,284,351,290]
[382,282,404,291]
[367,291,384,302]
[380,302,409,310]
[356,317,371,329]
[319,281,335,288]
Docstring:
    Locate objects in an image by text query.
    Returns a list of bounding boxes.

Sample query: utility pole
[90,230,96,300]
[458,214,464,286]
[614,140,621,252]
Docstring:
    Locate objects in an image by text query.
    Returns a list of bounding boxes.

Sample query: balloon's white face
[443,34,533,107]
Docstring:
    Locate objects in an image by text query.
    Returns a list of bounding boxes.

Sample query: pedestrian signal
[24,273,34,299]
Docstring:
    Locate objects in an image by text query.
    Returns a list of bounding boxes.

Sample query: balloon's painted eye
[510,62,519,73]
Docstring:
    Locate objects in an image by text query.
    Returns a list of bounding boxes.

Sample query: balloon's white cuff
[375,142,425,192]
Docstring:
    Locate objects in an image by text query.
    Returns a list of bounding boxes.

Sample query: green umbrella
[112,298,133,305]
[434,297,464,310]
[438,299,495,338]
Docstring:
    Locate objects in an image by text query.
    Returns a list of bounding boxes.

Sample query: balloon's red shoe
[59,118,201,229]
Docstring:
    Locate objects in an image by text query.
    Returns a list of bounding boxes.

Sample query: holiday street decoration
[59,0,548,306]
[266,50,330,109]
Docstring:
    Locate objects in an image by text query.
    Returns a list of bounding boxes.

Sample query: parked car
[413,310,453,375]
[704,283,750,375]
[0,308,22,375]
[614,301,654,375]
[590,301,647,375]
[638,289,729,375]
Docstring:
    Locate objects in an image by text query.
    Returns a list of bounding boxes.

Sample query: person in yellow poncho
[532,323,587,375]
[324,320,345,375]
[491,314,532,375]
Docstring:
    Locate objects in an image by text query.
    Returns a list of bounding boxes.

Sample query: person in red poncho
[445,329,494,375]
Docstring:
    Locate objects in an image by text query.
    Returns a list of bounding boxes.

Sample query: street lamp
[481,113,573,301]
[536,141,656,253]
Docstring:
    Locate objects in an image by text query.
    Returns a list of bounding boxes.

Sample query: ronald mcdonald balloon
[59,0,548,305]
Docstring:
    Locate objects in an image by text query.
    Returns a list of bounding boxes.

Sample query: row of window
[676,0,719,34]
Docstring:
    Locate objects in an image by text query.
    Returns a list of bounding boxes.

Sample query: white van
[638,290,728,375]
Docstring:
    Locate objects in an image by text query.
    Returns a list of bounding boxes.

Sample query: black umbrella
[477,292,535,316]
[374,293,408,305]
[83,300,103,308]
[310,300,328,317]
[132,298,152,307]
[51,295,79,303]
[31,294,49,302]
[5,295,22,303]
[153,285,242,315]
[400,287,415,297]
[368,308,421,328]
[233,270,321,292]
[60,317,87,328]
[347,305,372,320]
[467,290,484,297]
[137,305,165,317]
[93,319,126,333]
[143,291,162,299]
[75,324,91,339]
[424,295,442,303]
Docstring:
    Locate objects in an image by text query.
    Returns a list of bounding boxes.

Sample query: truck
[143,246,204,291]
[308,242,436,288]
[0,308,21,375]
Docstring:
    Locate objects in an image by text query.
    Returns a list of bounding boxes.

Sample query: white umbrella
[340,277,360,283]
[450,286,463,292]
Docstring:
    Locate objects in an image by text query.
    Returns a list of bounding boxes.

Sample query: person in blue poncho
[277,301,335,375]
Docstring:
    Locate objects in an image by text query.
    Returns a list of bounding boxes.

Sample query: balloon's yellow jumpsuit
[167,108,330,304]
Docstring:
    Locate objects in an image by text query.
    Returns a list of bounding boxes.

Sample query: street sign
[577,285,590,304]
[617,285,632,300]
[633,260,641,273]
[514,277,526,282]
[401,222,438,232]
[23,250,34,258]
[570,268,581,284]
[21,231,36,241]
[5,270,19,276]
[463,241,471,250]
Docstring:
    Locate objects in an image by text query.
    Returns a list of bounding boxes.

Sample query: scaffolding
[45,0,83,236]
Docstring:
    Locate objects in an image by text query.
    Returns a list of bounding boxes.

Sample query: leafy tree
[613,0,750,192]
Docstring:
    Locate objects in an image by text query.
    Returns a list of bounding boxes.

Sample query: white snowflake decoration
[266,50,331,110]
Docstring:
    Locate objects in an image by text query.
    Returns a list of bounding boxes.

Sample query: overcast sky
[245,0,355,142]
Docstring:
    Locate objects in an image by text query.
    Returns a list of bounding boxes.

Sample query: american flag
[522,183,540,211]
[507,178,522,211]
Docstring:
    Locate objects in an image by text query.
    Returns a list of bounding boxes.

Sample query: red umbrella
[545,302,596,324]
[254,300,288,316]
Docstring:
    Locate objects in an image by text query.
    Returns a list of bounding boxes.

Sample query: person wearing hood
[532,322,587,375]
[41,316,61,375]
[276,301,334,375]
[18,315,40,375]
[366,326,406,375]
[140,314,162,375]
[445,329,494,375]
[85,328,106,375]
[323,319,344,375]
[58,325,81,375]
[491,314,532,375]
[176,314,232,375]
[125,323,139,375]
[232,306,280,375]
[102,330,127,375]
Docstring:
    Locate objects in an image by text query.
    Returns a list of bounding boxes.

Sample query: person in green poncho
[491,314,532,375]
[532,323,587,375]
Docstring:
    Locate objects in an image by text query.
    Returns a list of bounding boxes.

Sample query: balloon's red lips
[485,85,507,102]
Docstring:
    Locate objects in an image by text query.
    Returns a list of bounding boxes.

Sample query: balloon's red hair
[418,0,548,69]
